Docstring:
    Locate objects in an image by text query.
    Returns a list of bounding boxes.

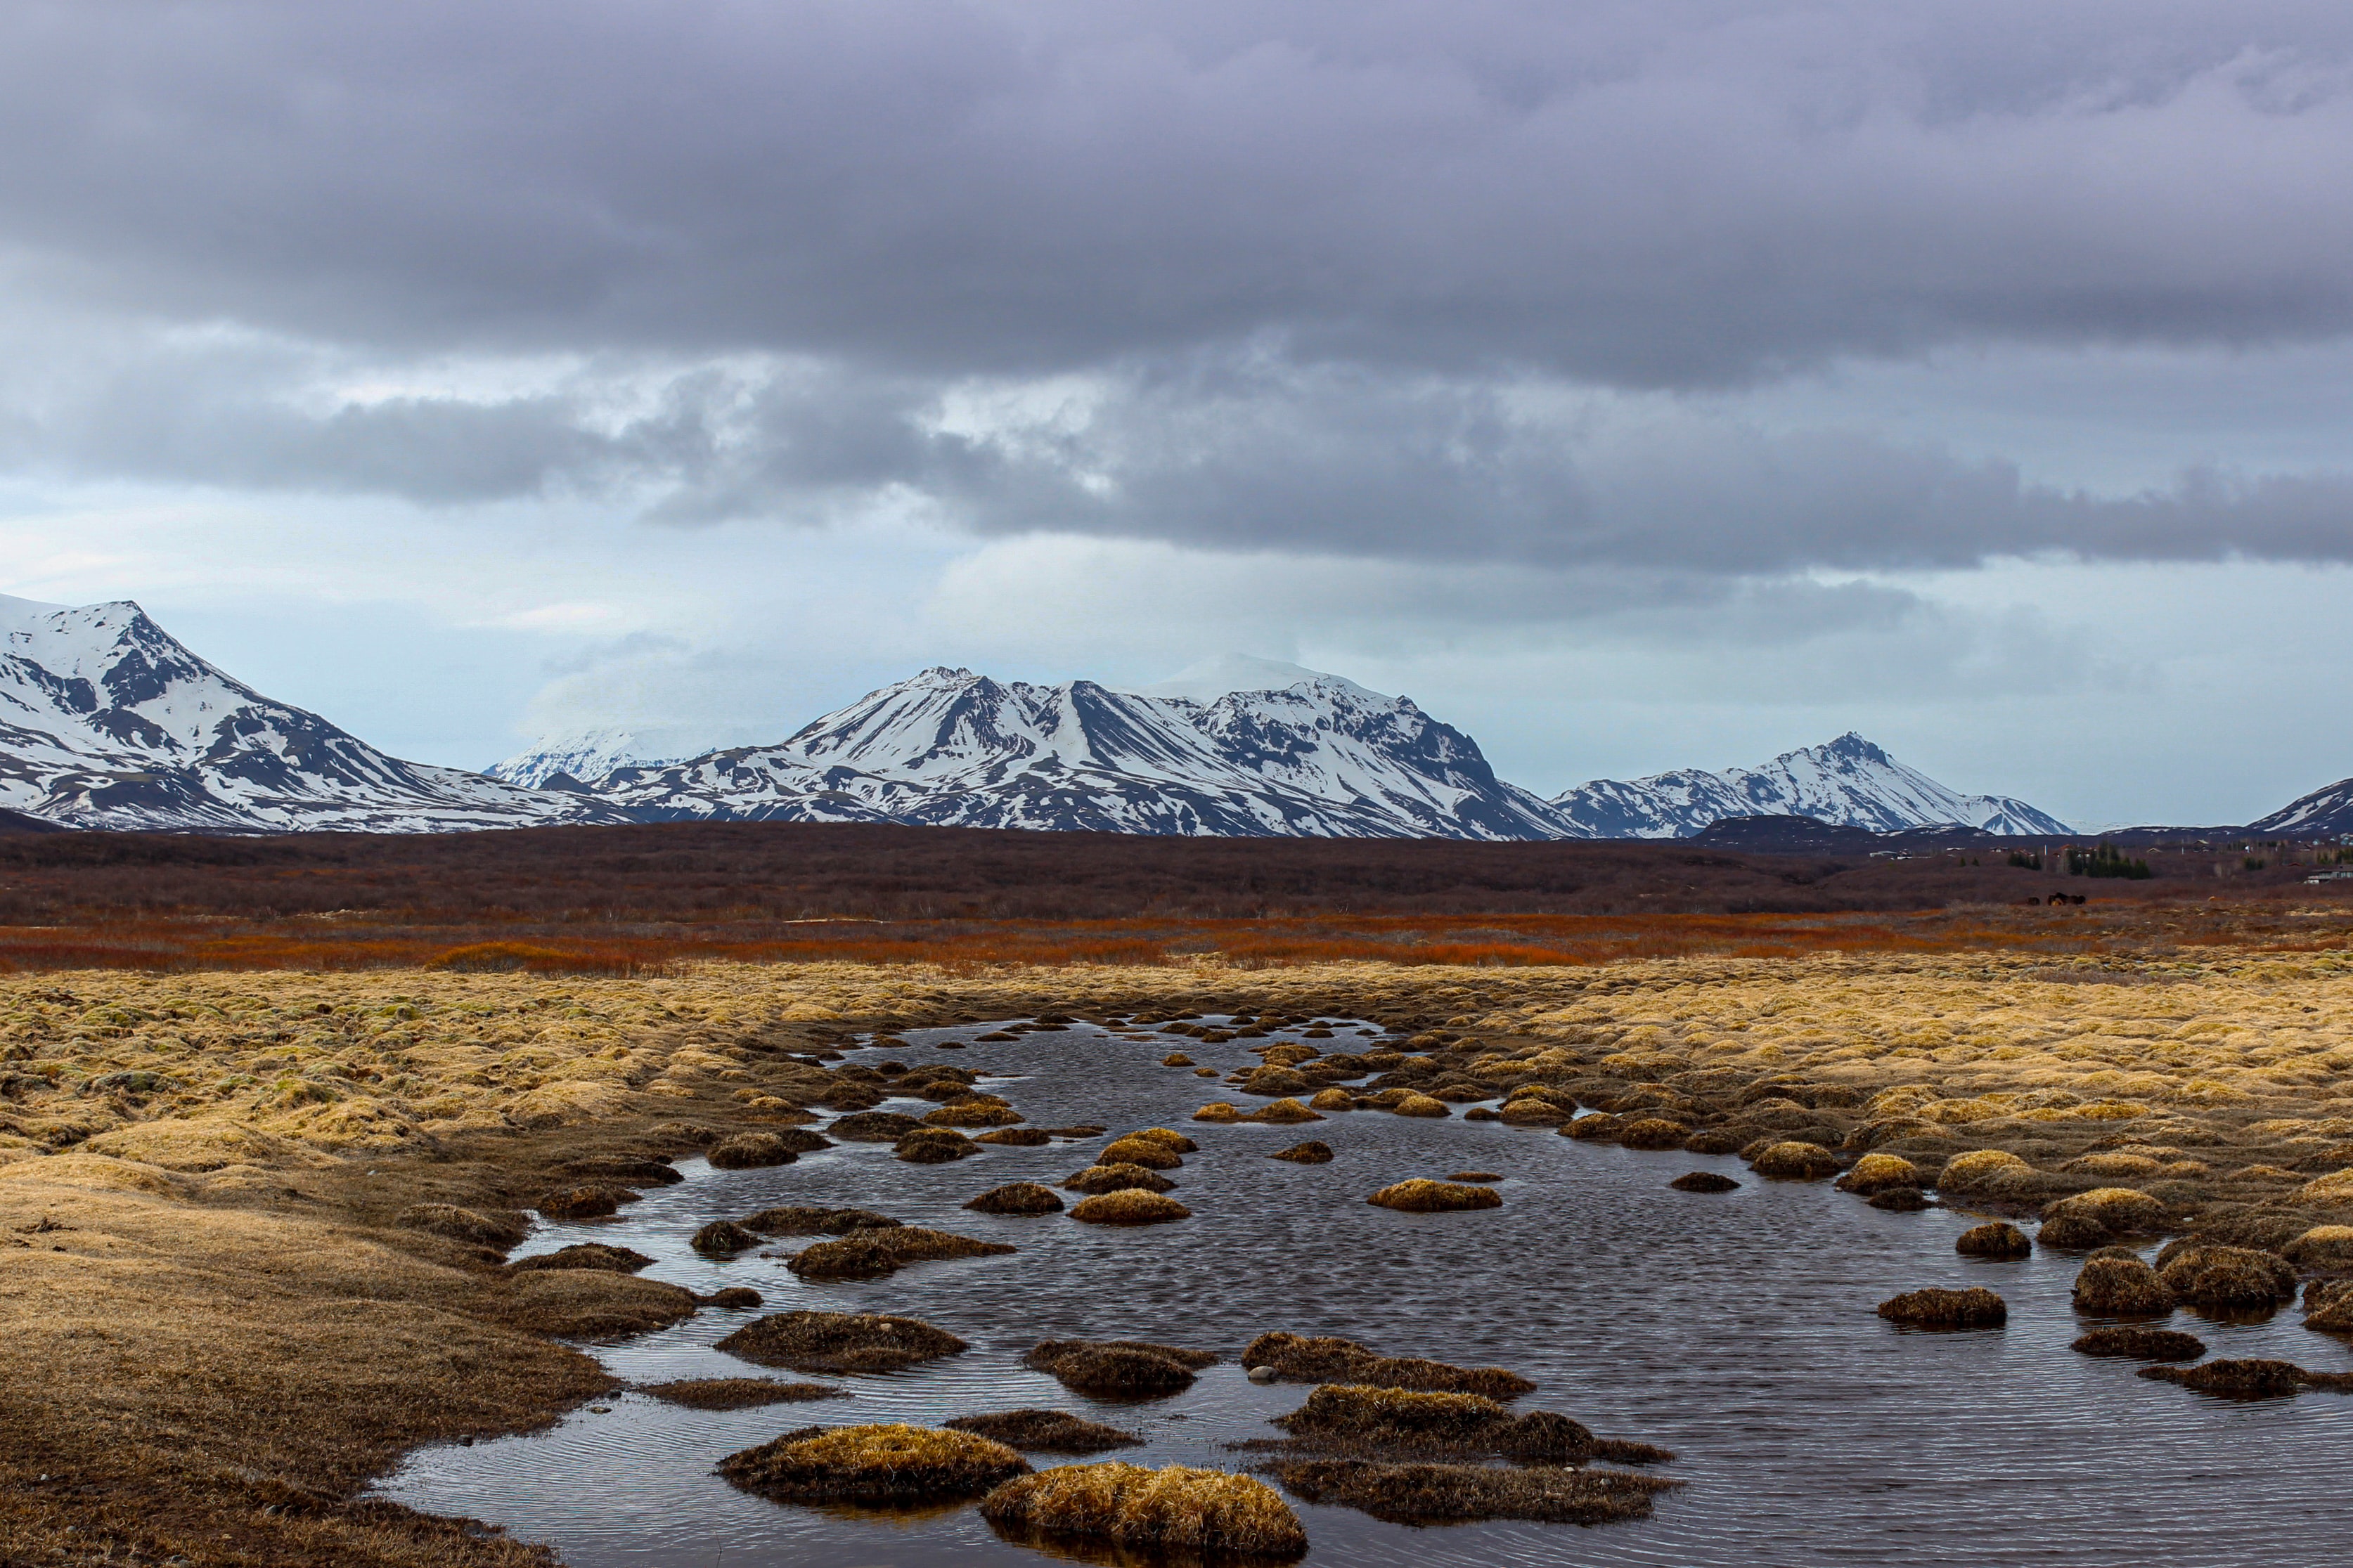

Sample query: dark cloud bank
[4,0,2353,573]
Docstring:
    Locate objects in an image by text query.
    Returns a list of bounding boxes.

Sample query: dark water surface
[378,1018,2352,1567]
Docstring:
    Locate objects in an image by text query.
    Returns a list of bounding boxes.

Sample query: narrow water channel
[379,1017,2350,1567]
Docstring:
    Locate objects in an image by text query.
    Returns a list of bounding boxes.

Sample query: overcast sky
[4,0,2351,825]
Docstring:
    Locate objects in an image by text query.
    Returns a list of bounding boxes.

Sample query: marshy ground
[6,928,2353,1563]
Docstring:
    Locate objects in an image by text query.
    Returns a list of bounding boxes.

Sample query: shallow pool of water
[378,1017,2353,1567]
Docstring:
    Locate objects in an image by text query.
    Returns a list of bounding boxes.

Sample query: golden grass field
[6,934,2353,1564]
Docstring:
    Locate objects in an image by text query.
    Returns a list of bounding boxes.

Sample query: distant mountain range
[3,593,2340,839]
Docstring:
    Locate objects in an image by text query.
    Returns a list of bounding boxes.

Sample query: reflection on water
[378,1018,2353,1567]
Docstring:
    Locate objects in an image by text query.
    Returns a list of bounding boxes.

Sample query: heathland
[3,822,2351,1563]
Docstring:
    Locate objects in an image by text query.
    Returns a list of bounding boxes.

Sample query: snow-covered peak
[488,727,680,788]
[1132,654,1389,706]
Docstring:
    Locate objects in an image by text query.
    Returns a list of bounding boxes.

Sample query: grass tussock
[2136,1359,2311,1399]
[1877,1287,2007,1328]
[2039,1187,2172,1248]
[1025,1340,1220,1399]
[2155,1244,2298,1311]
[1063,1162,1177,1196]
[718,1423,1029,1505]
[1268,1458,1681,1526]
[1265,1384,1597,1462]
[785,1226,1017,1281]
[1241,1333,1535,1399]
[2070,1328,2206,1361]
[1099,1136,1182,1170]
[395,1203,528,1249]
[1954,1222,2031,1258]
[639,1377,844,1410]
[981,1463,1308,1558]
[508,1242,652,1274]
[1069,1189,1192,1225]
[1271,1141,1334,1163]
[707,1132,799,1169]
[1836,1152,1922,1194]
[2071,1256,2175,1316]
[1670,1171,1740,1193]
[964,1181,1065,1215]
[1366,1179,1502,1213]
[742,1205,901,1236]
[715,1310,968,1373]
[1750,1141,1841,1181]
[943,1410,1142,1453]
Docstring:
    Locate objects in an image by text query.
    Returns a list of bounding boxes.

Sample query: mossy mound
[2071,1328,2206,1361]
[2071,1256,2174,1316]
[1497,1098,1573,1127]
[1367,1179,1501,1214]
[742,1205,900,1236]
[2281,1224,2353,1271]
[1192,1102,1242,1123]
[698,1287,764,1309]
[945,1409,1142,1453]
[2136,1359,2306,1399]
[826,1110,929,1142]
[2305,1278,2353,1333]
[508,1242,652,1274]
[2038,1187,2170,1248]
[1161,1053,1194,1067]
[975,1127,1052,1146]
[1026,1340,1219,1399]
[1268,1458,1679,1526]
[1064,1163,1177,1196]
[983,1463,1307,1557]
[1446,1170,1502,1183]
[708,1133,800,1170]
[1241,1332,1534,1399]
[556,1155,684,1186]
[692,1220,766,1256]
[894,1128,981,1164]
[641,1378,844,1410]
[1099,1136,1182,1170]
[1935,1148,2032,1195]
[965,1182,1065,1215]
[1268,1384,1594,1462]
[924,1099,1024,1128]
[787,1226,1016,1281]
[1750,1141,1840,1181]
[716,1310,969,1373]
[1954,1222,2031,1258]
[719,1423,1029,1505]
[1670,1171,1740,1194]
[1877,1287,2007,1328]
[1868,1188,1930,1212]
[1391,1094,1451,1118]
[1069,1190,1192,1225]
[1838,1153,1923,1195]
[1308,1087,1357,1112]
[397,1203,530,1249]
[1272,1141,1334,1164]
[1126,1127,1198,1152]
[536,1184,626,1220]
[2156,1244,2298,1311]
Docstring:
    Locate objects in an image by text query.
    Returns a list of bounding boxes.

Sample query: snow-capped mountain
[2248,775,2353,838]
[1549,732,2072,839]
[583,666,1571,839]
[488,727,677,789]
[0,595,613,832]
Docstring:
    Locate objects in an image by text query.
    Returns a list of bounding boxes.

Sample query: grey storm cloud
[4,0,2353,569]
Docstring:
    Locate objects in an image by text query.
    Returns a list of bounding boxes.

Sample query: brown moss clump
[719,1423,1029,1505]
[2037,1187,2171,1248]
[1618,1117,1689,1150]
[1064,1162,1177,1195]
[1069,1189,1192,1225]
[924,1099,1024,1128]
[1026,1340,1220,1399]
[508,1242,652,1274]
[1272,1141,1334,1163]
[691,1219,766,1256]
[1670,1171,1740,1193]
[1161,1053,1194,1066]
[1100,1136,1183,1169]
[1877,1287,2007,1328]
[1268,1458,1679,1526]
[715,1309,969,1373]
[975,1126,1052,1146]
[944,1409,1142,1453]
[1309,1087,1356,1111]
[1935,1148,2032,1196]
[1266,1384,1595,1462]
[1246,1097,1326,1125]
[786,1226,1016,1281]
[742,1205,900,1236]
[2070,1328,2206,1361]
[982,1463,1308,1557]
[2304,1279,2353,1333]
[827,1110,929,1141]
[1367,1179,1500,1214]
[397,1203,528,1250]
[965,1181,1065,1214]
[2156,1244,2298,1311]
[707,1132,799,1170]
[1837,1153,1923,1195]
[1241,1332,1535,1399]
[1192,1101,1242,1122]
[1446,1169,1502,1183]
[1125,1127,1199,1152]
[2071,1256,2174,1316]
[2281,1224,2353,1271]
[2136,1359,2306,1399]
[536,1183,626,1219]
[894,1127,980,1163]
[1750,1141,1840,1181]
[1955,1222,2032,1258]
[1391,1093,1451,1118]
[641,1378,845,1410]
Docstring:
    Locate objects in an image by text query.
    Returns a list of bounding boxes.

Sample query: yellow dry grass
[980,1461,1308,1556]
